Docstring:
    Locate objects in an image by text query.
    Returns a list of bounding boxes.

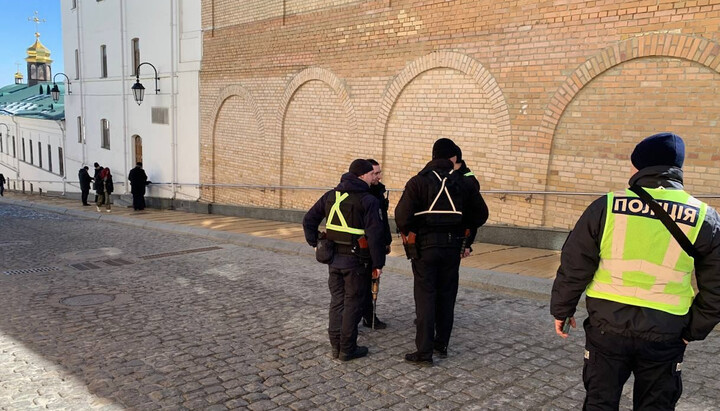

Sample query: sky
[0,0,64,86]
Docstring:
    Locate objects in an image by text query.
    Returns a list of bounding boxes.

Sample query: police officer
[361,159,392,329]
[303,159,386,361]
[453,145,481,258]
[395,138,489,365]
[551,133,720,409]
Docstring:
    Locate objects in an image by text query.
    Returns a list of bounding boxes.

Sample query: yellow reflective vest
[586,188,707,315]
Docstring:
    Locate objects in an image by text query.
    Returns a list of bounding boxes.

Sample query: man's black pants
[81,189,89,205]
[411,246,461,355]
[132,193,146,210]
[583,319,686,410]
[328,264,369,354]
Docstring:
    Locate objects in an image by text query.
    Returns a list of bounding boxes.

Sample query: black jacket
[551,166,720,342]
[78,169,92,190]
[394,159,489,240]
[457,161,481,247]
[369,182,392,247]
[128,166,149,195]
[303,173,386,270]
[104,175,114,194]
[93,168,103,191]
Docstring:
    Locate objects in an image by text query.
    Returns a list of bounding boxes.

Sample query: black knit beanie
[349,159,374,176]
[432,138,457,160]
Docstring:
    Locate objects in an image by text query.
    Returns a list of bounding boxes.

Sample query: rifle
[371,268,380,329]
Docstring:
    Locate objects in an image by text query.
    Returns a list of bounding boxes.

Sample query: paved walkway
[0,192,560,298]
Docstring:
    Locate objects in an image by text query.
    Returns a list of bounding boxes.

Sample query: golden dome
[14,70,23,79]
[25,33,53,64]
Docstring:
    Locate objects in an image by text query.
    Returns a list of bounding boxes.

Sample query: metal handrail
[131,182,720,199]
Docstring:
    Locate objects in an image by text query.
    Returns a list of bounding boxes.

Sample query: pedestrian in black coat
[92,162,102,202]
[78,166,92,206]
[128,162,150,210]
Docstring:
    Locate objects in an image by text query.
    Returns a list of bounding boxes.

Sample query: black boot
[433,342,448,358]
[339,346,369,362]
[363,316,387,329]
[404,351,433,366]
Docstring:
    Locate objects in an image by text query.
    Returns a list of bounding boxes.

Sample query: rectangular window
[13,136,16,157]
[74,49,80,79]
[0,134,3,153]
[151,107,169,124]
[29,139,33,164]
[21,138,25,161]
[101,119,110,149]
[38,141,42,168]
[100,45,107,78]
[77,116,83,143]
[72,0,77,9]
[58,147,64,176]
[47,144,52,172]
[132,38,140,76]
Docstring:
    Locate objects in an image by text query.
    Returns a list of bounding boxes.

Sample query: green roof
[0,82,65,120]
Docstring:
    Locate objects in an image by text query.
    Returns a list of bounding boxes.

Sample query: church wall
[199,0,720,230]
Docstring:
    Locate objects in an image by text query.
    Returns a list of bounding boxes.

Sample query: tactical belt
[418,232,463,248]
[335,243,355,255]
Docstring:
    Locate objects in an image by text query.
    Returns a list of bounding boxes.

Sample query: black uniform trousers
[583,319,686,411]
[411,246,461,355]
[81,189,90,205]
[328,263,370,354]
[132,192,146,210]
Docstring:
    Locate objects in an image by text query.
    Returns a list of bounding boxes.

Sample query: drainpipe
[76,0,87,166]
[120,0,129,195]
[170,0,179,201]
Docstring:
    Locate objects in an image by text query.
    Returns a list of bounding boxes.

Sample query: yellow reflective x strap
[326,191,366,235]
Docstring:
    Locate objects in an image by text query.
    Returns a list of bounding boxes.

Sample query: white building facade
[61,0,202,200]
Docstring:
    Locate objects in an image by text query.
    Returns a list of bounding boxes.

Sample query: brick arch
[541,33,720,155]
[207,84,265,202]
[277,67,358,204]
[375,50,511,164]
[540,33,720,225]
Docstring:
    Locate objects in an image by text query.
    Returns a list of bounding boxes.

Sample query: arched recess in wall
[277,67,358,209]
[207,84,265,204]
[540,34,720,228]
[375,50,511,219]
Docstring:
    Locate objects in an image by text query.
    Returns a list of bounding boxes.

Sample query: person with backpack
[395,138,489,365]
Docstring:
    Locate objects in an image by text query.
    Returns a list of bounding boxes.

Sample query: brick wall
[200,0,720,229]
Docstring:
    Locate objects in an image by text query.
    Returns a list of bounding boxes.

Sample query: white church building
[60,0,202,201]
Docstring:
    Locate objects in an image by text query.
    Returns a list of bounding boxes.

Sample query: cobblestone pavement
[0,203,719,410]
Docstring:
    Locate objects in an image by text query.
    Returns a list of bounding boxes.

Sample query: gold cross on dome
[27,11,47,38]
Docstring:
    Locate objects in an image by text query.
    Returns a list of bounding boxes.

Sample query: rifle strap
[628,185,700,259]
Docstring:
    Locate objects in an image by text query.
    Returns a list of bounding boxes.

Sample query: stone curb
[1,197,554,299]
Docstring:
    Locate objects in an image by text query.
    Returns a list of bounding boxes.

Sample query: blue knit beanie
[631,132,685,170]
